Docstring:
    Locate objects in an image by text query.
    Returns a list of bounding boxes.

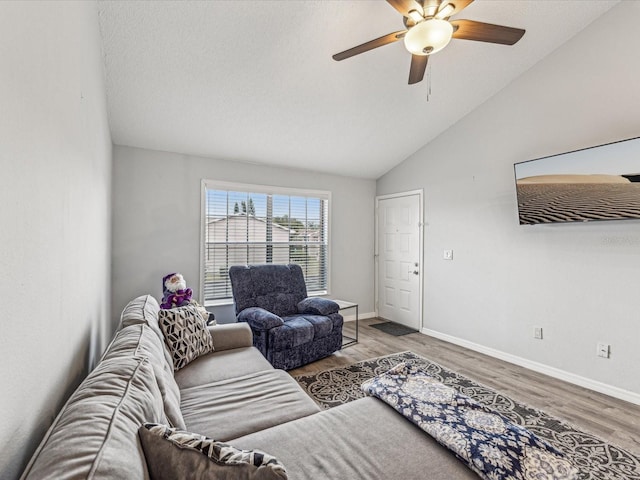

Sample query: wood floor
[289,318,640,456]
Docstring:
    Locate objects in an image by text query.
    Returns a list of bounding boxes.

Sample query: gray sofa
[20,295,475,480]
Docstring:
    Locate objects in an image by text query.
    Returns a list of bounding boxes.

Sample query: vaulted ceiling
[97,0,618,179]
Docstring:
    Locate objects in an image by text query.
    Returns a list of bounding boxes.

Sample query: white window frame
[200,179,331,306]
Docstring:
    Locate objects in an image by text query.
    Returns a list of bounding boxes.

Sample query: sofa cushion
[102,324,185,429]
[229,397,477,480]
[174,346,273,389]
[119,295,163,341]
[118,294,173,366]
[180,370,320,441]
[22,356,166,480]
[139,423,288,480]
[158,305,215,371]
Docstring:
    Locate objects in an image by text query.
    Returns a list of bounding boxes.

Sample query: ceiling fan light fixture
[435,3,455,19]
[407,9,424,24]
[403,19,453,56]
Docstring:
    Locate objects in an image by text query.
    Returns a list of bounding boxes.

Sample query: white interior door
[376,192,422,330]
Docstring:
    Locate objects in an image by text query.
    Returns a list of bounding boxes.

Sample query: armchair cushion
[297,297,339,316]
[238,307,284,331]
[285,315,333,340]
[229,264,308,317]
[270,317,315,350]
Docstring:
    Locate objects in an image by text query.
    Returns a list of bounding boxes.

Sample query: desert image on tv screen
[514,137,640,225]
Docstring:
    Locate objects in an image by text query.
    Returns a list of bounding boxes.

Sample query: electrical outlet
[596,342,610,358]
[443,249,453,260]
[533,327,543,340]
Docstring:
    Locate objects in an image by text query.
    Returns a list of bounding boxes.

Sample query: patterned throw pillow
[158,305,214,371]
[139,423,288,480]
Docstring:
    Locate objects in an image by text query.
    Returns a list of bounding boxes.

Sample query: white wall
[0,2,112,478]
[377,1,640,398]
[112,145,376,323]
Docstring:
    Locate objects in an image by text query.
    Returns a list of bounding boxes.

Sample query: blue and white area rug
[293,351,640,480]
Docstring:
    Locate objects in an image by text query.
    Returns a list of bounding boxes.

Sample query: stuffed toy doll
[160,273,193,309]
[160,272,215,325]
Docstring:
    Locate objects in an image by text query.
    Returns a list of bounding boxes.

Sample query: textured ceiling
[97,0,618,179]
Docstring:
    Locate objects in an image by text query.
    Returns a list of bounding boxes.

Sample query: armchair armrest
[297,297,339,316]
[237,307,284,331]
[207,323,253,351]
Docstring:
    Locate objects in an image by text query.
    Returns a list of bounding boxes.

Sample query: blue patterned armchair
[228,264,343,370]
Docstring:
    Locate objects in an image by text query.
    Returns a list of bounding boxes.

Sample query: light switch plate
[596,342,610,358]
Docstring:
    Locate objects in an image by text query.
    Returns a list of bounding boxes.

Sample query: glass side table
[333,299,358,347]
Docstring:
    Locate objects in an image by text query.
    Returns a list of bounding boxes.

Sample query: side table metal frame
[334,299,358,347]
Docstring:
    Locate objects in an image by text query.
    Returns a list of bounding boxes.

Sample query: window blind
[202,182,329,304]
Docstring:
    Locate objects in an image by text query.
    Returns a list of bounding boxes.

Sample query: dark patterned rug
[293,351,640,480]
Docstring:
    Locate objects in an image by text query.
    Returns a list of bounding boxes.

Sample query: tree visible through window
[202,182,330,304]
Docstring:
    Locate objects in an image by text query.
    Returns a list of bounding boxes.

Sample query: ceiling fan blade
[332,30,406,61]
[386,0,424,17]
[408,54,428,85]
[435,0,474,19]
[451,19,525,45]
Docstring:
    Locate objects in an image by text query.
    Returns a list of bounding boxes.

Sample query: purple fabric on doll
[161,273,193,309]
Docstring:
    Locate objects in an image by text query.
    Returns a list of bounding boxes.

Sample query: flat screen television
[514,136,640,225]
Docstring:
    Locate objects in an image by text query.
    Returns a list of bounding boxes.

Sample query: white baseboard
[421,328,640,406]
[343,311,376,322]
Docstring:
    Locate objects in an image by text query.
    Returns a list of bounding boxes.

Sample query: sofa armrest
[207,323,253,351]
[297,297,339,316]
[237,307,284,331]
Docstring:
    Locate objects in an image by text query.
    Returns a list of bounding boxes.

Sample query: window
[201,180,330,305]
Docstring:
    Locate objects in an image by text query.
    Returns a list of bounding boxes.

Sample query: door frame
[374,189,424,330]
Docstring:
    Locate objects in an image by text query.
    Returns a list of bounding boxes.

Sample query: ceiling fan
[332,0,525,85]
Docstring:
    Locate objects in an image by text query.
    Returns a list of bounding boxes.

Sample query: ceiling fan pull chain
[426,61,432,101]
